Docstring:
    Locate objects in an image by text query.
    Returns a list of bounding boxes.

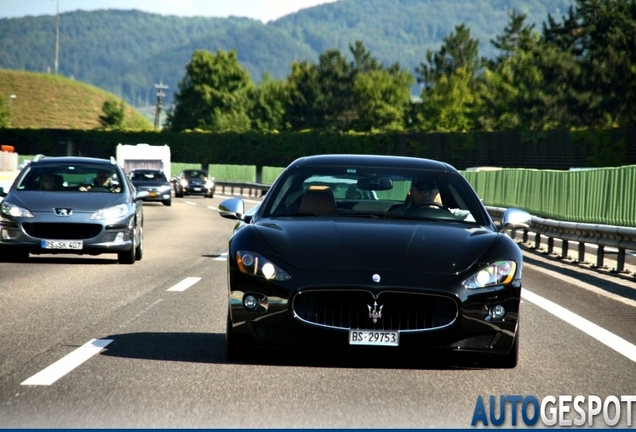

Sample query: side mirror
[500,208,532,231]
[219,197,245,220]
[134,190,150,201]
[0,186,5,197]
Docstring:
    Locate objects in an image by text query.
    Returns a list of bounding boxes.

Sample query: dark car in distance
[218,154,532,367]
[129,169,172,206]
[0,155,146,264]
[173,169,215,198]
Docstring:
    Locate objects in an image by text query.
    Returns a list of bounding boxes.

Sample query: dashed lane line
[167,276,201,291]
[21,339,113,386]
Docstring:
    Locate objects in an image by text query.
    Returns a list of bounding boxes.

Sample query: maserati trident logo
[54,208,73,216]
[367,301,383,323]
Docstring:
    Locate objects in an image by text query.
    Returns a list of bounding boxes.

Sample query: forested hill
[0,0,574,107]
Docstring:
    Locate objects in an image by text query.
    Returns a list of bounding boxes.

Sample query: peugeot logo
[367,301,383,323]
[54,208,73,216]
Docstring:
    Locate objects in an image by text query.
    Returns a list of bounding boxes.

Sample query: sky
[0,0,339,22]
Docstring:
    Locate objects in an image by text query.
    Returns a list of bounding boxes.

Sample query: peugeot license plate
[349,330,399,346]
[41,240,83,250]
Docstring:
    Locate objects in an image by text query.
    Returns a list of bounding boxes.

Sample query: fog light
[490,304,506,320]
[114,232,125,243]
[243,295,260,311]
[2,228,12,240]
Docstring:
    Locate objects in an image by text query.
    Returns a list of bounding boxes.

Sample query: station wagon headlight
[91,204,128,220]
[463,260,517,289]
[1,201,34,218]
[236,250,291,281]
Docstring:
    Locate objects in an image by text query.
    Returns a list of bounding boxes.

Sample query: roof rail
[110,156,117,165]
[32,154,46,162]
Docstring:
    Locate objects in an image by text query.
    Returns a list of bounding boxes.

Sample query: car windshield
[262,165,486,224]
[15,164,122,193]
[131,171,166,182]
[185,171,207,179]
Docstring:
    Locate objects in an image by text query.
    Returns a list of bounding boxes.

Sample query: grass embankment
[0,69,152,129]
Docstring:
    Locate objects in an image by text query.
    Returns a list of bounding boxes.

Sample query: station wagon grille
[292,290,458,332]
[23,223,103,240]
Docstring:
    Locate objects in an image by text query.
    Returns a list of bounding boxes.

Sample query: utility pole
[55,0,60,75]
[154,81,168,130]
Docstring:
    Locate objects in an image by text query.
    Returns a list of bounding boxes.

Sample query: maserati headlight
[205,179,214,188]
[236,250,291,281]
[91,204,128,220]
[1,201,34,218]
[463,260,517,289]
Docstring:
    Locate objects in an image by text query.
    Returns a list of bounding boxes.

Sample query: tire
[134,226,143,261]
[226,312,246,361]
[118,230,136,264]
[163,199,171,206]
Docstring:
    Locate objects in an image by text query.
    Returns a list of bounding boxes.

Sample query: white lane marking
[524,257,636,309]
[185,201,197,205]
[215,252,228,261]
[167,276,201,291]
[21,339,113,386]
[522,289,636,363]
[208,206,218,210]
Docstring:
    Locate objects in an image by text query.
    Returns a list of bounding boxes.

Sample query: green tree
[167,49,254,132]
[417,67,479,132]
[477,12,581,130]
[415,24,481,90]
[248,73,287,132]
[353,68,414,132]
[284,49,355,130]
[98,99,125,129]
[543,0,636,127]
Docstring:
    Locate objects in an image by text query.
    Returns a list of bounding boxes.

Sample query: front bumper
[227,267,520,355]
[0,217,135,255]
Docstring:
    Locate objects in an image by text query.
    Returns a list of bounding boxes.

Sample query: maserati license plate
[349,330,399,346]
[41,240,83,250]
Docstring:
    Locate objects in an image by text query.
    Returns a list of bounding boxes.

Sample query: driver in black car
[387,178,442,215]
[407,178,440,209]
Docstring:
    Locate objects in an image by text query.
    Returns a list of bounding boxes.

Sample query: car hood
[7,191,125,213]
[253,218,498,274]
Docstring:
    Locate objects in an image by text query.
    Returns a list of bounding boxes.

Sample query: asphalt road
[0,195,635,428]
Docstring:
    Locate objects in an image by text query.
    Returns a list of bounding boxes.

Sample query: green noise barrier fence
[461,165,636,228]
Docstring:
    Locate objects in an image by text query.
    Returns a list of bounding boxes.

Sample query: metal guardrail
[215,181,269,198]
[487,206,636,274]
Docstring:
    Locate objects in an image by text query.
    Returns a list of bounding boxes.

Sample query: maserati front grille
[292,289,458,332]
